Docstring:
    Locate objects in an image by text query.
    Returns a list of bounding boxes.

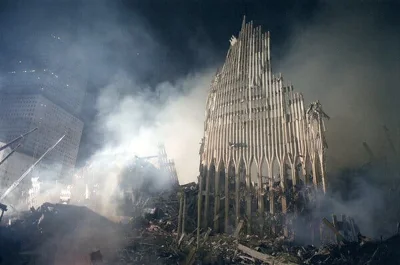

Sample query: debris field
[1,183,400,265]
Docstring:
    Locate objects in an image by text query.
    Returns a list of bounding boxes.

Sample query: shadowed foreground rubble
[2,197,400,265]
[0,203,124,265]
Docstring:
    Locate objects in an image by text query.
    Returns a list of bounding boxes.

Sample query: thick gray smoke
[292,180,388,244]
[85,70,212,215]
[278,4,400,173]
[0,161,64,212]
[1,0,399,239]
[0,0,213,205]
[93,71,211,184]
[277,4,400,239]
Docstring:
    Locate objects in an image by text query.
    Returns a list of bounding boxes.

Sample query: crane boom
[0,127,37,152]
[0,135,65,201]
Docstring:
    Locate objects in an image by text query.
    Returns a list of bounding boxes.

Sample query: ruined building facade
[198,18,329,235]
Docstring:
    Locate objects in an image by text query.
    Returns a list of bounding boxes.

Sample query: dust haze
[0,0,212,203]
[0,1,399,240]
[84,70,212,214]
[92,70,212,185]
[277,4,400,239]
[278,4,400,173]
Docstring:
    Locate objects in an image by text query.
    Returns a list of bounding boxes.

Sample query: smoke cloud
[75,69,212,214]
[0,0,213,200]
[1,0,399,240]
[89,69,212,187]
[277,3,400,173]
[277,3,400,240]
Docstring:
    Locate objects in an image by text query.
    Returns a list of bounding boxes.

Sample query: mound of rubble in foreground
[0,203,124,265]
[111,223,400,265]
[2,202,400,265]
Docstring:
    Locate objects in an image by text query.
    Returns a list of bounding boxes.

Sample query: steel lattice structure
[198,17,329,235]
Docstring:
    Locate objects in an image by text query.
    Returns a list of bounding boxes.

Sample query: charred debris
[2,179,400,264]
[1,18,400,265]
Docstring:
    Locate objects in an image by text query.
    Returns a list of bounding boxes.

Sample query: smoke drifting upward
[92,70,213,185]
[78,70,213,215]
[1,0,399,231]
[275,4,400,239]
[0,0,215,187]
[278,3,400,174]
[88,69,211,186]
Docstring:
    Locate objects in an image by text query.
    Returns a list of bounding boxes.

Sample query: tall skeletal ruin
[198,18,329,234]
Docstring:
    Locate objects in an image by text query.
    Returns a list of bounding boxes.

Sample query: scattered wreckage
[1,139,399,265]
[2,182,400,265]
[0,128,399,265]
[0,202,123,265]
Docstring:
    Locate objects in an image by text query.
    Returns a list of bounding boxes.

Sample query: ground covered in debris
[2,199,400,265]
[0,203,124,265]
[114,220,400,265]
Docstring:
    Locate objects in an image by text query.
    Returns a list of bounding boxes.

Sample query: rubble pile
[2,187,400,265]
[114,184,400,265]
[176,231,400,265]
[113,192,400,265]
[111,188,191,264]
[130,193,179,225]
[300,234,400,265]
[111,224,184,264]
[0,203,124,265]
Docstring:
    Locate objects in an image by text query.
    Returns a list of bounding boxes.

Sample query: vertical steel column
[224,170,229,233]
[214,167,220,231]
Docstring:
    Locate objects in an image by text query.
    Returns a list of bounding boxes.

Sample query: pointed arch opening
[315,155,323,189]
[207,163,216,227]
[261,159,270,212]
[305,155,313,185]
[238,159,246,217]
[271,157,281,213]
[249,159,259,214]
[283,155,295,213]
[283,155,293,191]
[228,160,236,193]
[218,161,226,196]
[226,160,236,232]
[209,163,216,194]
[215,161,226,233]
[271,158,281,188]
[239,159,246,183]
[250,159,259,184]
[198,164,208,229]
[199,164,207,191]
[295,156,305,187]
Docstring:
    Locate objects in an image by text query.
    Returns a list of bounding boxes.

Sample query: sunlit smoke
[79,70,213,215]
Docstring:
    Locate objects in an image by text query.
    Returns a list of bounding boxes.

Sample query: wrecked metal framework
[198,18,329,235]
[158,144,180,188]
